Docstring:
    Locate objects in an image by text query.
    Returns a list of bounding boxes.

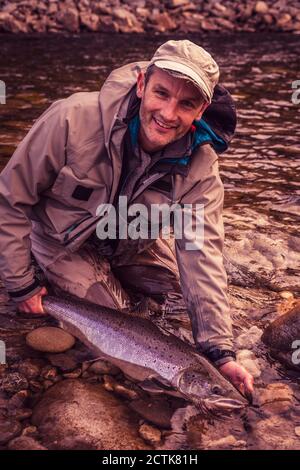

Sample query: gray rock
[32,379,150,450]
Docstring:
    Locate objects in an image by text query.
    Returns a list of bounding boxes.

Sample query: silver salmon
[43,295,248,414]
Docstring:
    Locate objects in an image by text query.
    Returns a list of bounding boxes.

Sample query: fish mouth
[201,395,247,416]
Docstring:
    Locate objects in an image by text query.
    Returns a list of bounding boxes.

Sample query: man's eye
[156,90,167,97]
[182,101,194,109]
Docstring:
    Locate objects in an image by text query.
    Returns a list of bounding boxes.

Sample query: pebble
[139,423,162,445]
[0,372,28,395]
[16,358,42,379]
[8,408,32,421]
[47,353,78,372]
[206,434,247,449]
[8,390,29,409]
[129,398,174,429]
[236,350,261,378]
[0,418,22,445]
[7,436,47,450]
[257,383,293,414]
[63,368,82,379]
[235,326,263,349]
[294,427,300,437]
[29,379,44,394]
[41,365,58,381]
[88,359,120,376]
[279,291,294,300]
[26,327,75,353]
[21,426,39,438]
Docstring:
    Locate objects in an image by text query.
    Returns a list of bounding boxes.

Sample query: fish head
[177,368,248,416]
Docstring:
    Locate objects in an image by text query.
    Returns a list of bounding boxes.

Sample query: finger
[245,375,254,394]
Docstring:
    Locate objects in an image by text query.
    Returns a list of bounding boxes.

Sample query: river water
[0,33,300,450]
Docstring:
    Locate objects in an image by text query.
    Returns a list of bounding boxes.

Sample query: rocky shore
[0,0,300,34]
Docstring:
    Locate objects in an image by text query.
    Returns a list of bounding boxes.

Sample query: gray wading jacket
[0,61,237,354]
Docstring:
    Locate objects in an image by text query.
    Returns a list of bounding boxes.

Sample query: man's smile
[152,116,178,132]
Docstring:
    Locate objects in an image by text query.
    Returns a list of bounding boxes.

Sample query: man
[0,40,253,397]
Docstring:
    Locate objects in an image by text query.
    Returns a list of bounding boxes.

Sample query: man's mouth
[153,116,177,131]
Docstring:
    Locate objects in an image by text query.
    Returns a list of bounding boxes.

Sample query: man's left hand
[219,361,254,401]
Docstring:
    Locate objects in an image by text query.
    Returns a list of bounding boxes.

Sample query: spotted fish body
[43,295,247,414]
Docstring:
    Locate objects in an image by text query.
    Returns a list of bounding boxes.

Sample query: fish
[262,301,300,370]
[43,295,248,415]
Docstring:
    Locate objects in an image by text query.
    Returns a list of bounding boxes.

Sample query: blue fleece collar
[128,114,227,166]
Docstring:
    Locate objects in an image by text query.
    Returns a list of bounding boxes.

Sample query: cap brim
[152,60,211,103]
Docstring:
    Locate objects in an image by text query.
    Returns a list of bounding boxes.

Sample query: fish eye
[212,385,223,395]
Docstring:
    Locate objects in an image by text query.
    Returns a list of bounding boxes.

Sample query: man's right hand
[17,286,48,315]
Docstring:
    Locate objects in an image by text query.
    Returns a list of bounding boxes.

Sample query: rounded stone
[0,419,22,445]
[139,423,162,445]
[26,327,75,353]
[295,427,300,437]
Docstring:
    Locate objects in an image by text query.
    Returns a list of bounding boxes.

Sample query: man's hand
[17,286,48,315]
[219,361,254,400]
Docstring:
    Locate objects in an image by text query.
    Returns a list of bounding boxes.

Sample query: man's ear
[136,72,145,99]
[195,101,209,120]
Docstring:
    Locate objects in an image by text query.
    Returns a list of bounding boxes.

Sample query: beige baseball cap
[148,39,219,103]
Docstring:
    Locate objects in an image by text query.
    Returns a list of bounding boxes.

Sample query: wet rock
[21,426,39,438]
[26,326,75,353]
[46,353,78,372]
[279,291,294,300]
[56,6,79,33]
[149,12,177,32]
[63,368,82,379]
[235,326,263,350]
[295,427,300,437]
[206,434,247,449]
[80,12,99,31]
[88,359,120,376]
[16,358,41,380]
[8,436,47,450]
[8,390,29,409]
[139,423,161,445]
[254,416,300,449]
[103,374,138,400]
[129,398,175,429]
[224,230,300,292]
[32,379,150,450]
[112,7,143,33]
[236,350,261,378]
[255,1,269,15]
[41,365,58,381]
[29,379,44,394]
[8,408,32,421]
[0,372,28,396]
[257,383,293,414]
[262,301,300,354]
[0,419,22,445]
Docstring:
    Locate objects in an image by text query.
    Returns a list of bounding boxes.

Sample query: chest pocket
[148,176,173,196]
[50,165,108,216]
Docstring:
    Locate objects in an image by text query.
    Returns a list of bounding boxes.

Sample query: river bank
[0,0,300,34]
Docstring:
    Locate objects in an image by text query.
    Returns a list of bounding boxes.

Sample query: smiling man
[0,40,253,398]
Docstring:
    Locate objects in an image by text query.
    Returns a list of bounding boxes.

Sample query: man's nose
[160,99,178,122]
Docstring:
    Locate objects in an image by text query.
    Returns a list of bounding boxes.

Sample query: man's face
[136,67,208,153]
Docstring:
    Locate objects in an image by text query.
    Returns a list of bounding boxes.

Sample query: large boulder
[31,379,150,450]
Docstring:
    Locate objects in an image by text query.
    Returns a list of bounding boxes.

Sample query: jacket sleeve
[0,100,68,301]
[175,154,233,356]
